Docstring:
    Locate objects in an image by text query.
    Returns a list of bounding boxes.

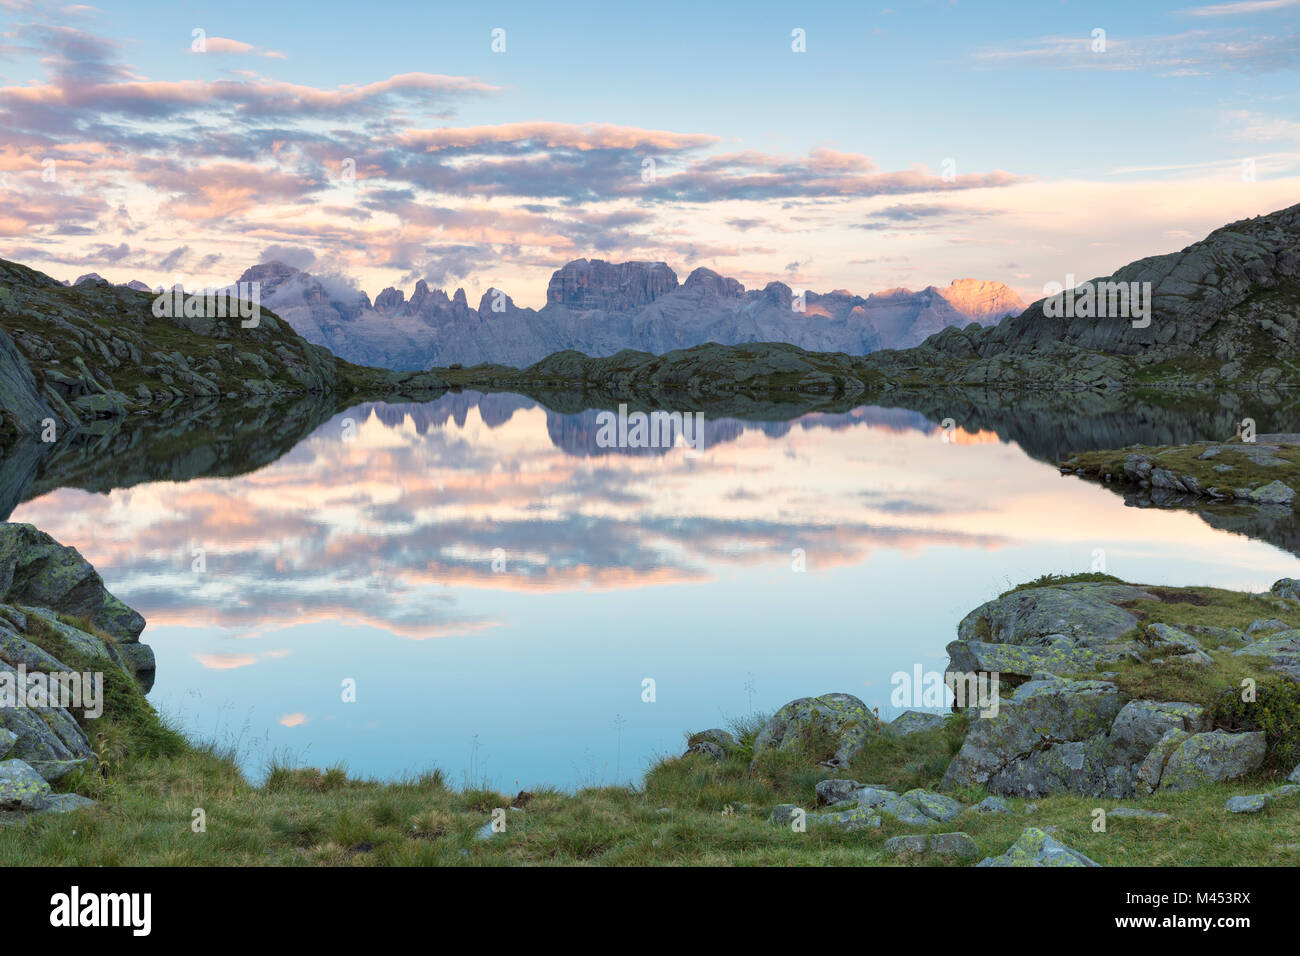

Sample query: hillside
[864,201,1300,387]
[0,258,444,448]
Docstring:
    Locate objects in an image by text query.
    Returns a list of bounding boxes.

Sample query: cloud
[259,244,317,270]
[0,4,1032,300]
[194,36,287,59]
[1182,0,1300,14]
[971,28,1300,74]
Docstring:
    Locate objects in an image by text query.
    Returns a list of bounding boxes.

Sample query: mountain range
[232,259,1026,370]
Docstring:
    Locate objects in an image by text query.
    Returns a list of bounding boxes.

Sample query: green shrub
[1208,679,1300,772]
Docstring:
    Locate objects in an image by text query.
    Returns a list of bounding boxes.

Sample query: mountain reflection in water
[9,392,1300,788]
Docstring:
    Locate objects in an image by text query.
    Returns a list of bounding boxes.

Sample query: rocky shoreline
[681,576,1300,865]
[1062,435,1300,509]
[0,523,155,820]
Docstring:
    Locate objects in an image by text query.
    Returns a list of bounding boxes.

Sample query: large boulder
[946,637,1105,678]
[0,523,144,644]
[957,584,1152,647]
[941,675,1124,796]
[1137,729,1266,793]
[752,692,878,769]
[1107,700,1208,765]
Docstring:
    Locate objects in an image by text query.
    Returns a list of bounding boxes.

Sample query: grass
[3,710,1297,866]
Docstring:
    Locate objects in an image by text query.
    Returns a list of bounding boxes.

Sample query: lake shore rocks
[1062,437,1300,513]
[0,523,155,822]
[751,692,878,769]
[1137,729,1266,793]
[940,674,1127,796]
[938,576,1293,801]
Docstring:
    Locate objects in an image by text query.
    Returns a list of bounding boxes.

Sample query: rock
[751,692,878,769]
[1138,729,1266,793]
[1225,794,1269,814]
[546,259,678,313]
[883,834,929,856]
[854,786,900,808]
[0,726,15,758]
[686,728,737,754]
[987,734,1134,798]
[815,779,863,806]
[1108,807,1169,819]
[977,827,1101,867]
[1225,785,1298,814]
[1107,699,1207,765]
[1247,618,1288,634]
[877,794,934,826]
[769,804,802,826]
[684,741,726,760]
[969,795,1013,815]
[1232,632,1300,681]
[1289,764,1300,783]
[808,807,882,832]
[1142,623,1214,665]
[900,788,965,823]
[0,326,57,441]
[39,793,96,813]
[0,522,144,643]
[957,584,1151,647]
[1271,579,1300,601]
[941,675,1124,796]
[885,831,979,861]
[1246,480,1295,505]
[885,710,946,737]
[0,668,94,780]
[946,637,1105,679]
[0,758,52,810]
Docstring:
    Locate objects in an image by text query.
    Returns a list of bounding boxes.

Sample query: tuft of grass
[1000,571,1126,597]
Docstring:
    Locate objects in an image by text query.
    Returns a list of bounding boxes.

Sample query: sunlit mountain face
[13,394,1300,788]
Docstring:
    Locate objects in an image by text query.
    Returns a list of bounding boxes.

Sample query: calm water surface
[13,394,1300,788]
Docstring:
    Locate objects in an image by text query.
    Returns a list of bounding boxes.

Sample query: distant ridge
[234,258,1026,371]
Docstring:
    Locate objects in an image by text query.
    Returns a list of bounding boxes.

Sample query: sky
[2,0,1299,308]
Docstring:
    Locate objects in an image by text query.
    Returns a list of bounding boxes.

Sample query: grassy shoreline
[4,576,1299,866]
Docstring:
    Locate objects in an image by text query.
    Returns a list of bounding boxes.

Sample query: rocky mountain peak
[237,261,304,298]
[761,281,793,309]
[374,287,405,312]
[545,258,679,312]
[683,267,745,297]
[477,288,516,315]
[935,278,1027,321]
